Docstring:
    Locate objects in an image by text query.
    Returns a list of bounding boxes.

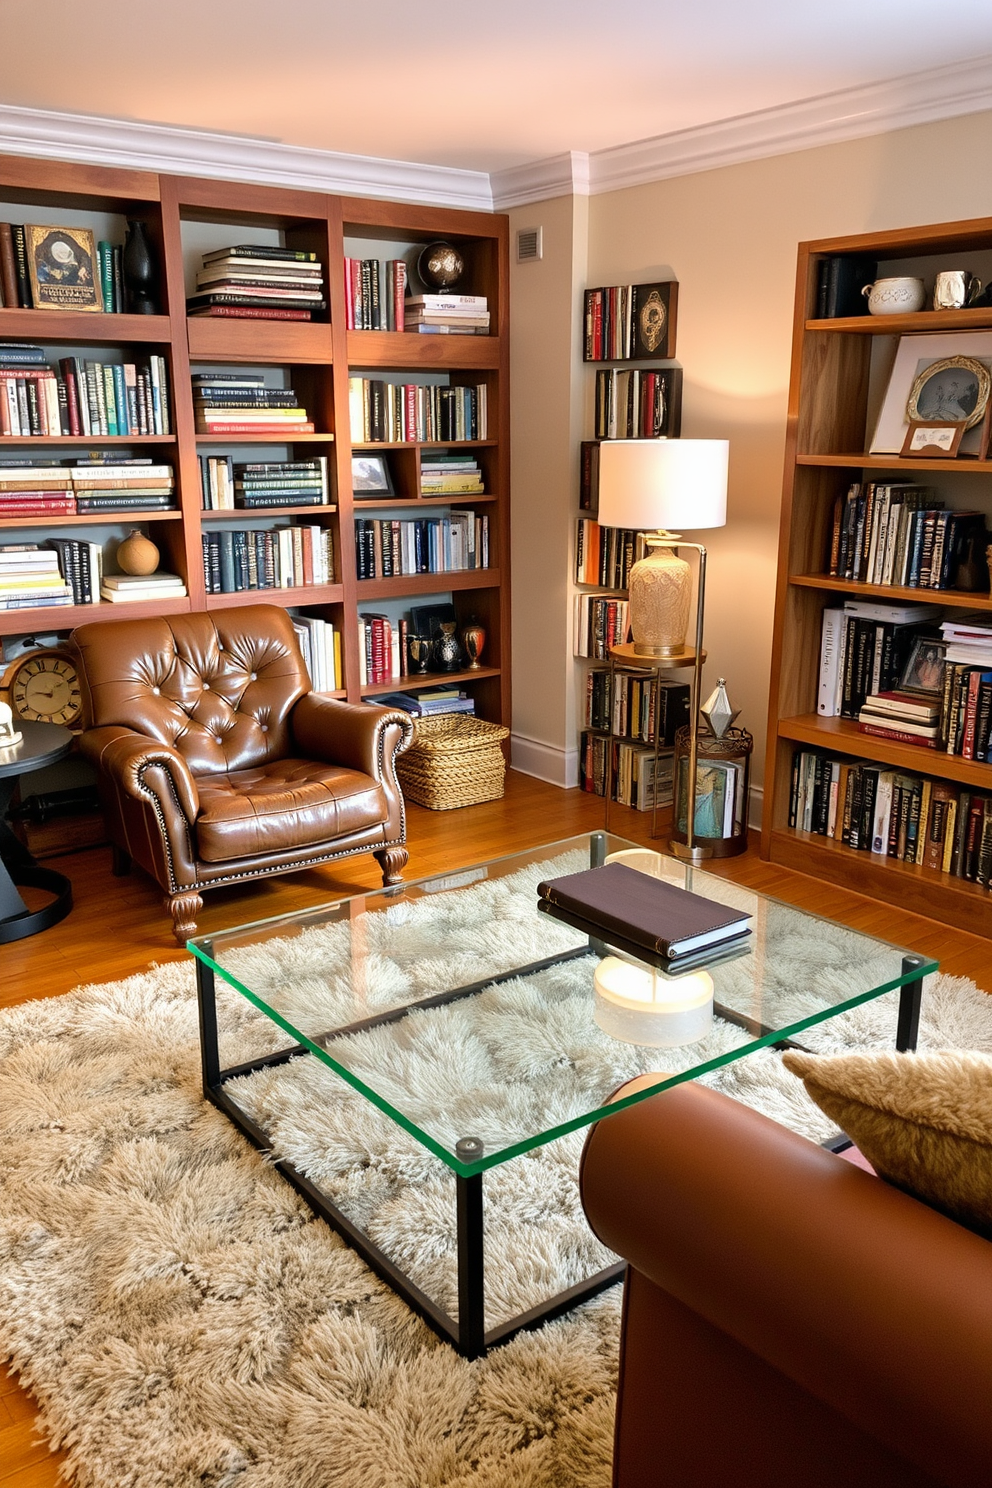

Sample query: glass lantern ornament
[700,677,739,739]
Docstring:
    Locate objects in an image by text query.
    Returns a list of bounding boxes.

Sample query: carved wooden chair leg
[168,890,203,944]
[111,844,132,876]
[374,845,408,886]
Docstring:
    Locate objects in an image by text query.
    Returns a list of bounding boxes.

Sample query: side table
[0,721,74,943]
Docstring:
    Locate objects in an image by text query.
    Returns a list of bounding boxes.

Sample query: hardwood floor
[2,770,990,1485]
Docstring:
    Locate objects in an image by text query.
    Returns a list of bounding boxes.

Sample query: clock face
[9,652,82,727]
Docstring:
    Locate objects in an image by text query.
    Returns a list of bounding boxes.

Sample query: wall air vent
[516,227,543,263]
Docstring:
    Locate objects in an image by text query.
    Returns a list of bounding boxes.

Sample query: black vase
[123,220,158,314]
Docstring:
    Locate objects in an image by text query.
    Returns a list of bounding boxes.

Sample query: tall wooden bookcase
[763,216,992,937]
[0,154,510,735]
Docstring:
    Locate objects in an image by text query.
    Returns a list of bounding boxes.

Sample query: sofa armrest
[580,1081,992,1487]
[291,694,414,779]
[80,724,200,822]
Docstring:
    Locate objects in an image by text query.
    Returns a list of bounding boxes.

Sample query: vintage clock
[4,649,83,729]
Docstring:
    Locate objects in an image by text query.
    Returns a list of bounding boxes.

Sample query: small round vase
[461,622,486,669]
[861,276,925,315]
[433,621,462,672]
[116,529,159,576]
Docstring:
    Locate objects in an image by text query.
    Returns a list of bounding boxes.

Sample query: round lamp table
[0,720,74,943]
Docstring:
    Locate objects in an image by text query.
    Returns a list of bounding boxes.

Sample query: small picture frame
[898,636,947,696]
[900,420,965,457]
[26,225,102,311]
[351,454,394,497]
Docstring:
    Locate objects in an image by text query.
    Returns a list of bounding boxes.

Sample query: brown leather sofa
[580,1080,992,1488]
[71,605,414,942]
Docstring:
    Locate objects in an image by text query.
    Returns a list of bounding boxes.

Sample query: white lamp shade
[596,439,729,532]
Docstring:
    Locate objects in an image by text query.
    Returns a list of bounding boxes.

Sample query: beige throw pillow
[782,1048,992,1238]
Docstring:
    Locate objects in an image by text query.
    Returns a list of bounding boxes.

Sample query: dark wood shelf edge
[777,713,992,789]
[789,573,992,608]
[355,568,500,599]
[361,666,500,695]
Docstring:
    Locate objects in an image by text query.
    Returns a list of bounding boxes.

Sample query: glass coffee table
[188,831,936,1357]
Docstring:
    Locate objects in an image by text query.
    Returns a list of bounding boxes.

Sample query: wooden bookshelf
[0,154,510,743]
[763,216,992,935]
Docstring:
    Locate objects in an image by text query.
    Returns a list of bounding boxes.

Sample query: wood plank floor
[2,770,990,1485]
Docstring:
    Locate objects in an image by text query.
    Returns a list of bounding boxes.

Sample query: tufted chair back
[73,606,310,777]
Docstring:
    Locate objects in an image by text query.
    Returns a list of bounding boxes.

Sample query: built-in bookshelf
[763,215,992,937]
[0,157,509,740]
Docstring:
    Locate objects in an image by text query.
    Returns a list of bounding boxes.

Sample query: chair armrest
[291,694,414,778]
[79,725,200,822]
[580,1081,992,1487]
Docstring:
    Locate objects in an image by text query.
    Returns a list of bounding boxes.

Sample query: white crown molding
[490,152,590,210]
[587,53,992,196]
[0,104,494,212]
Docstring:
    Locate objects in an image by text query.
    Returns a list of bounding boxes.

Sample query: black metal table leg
[195,948,221,1093]
[455,1137,486,1359]
[896,954,927,1052]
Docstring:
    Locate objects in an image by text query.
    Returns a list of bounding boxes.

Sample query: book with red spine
[857,720,938,748]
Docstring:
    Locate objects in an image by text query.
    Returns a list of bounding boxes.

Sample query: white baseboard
[748,784,763,831]
[510,734,577,788]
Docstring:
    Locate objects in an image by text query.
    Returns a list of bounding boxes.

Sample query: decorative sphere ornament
[417,240,465,290]
[116,529,159,576]
[700,678,740,739]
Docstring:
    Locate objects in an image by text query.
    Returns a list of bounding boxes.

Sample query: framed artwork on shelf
[870,332,992,456]
[629,281,678,360]
[26,225,101,311]
[900,421,966,457]
[352,455,394,496]
[898,637,947,696]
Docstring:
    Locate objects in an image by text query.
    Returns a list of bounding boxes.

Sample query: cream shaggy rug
[2,854,991,1488]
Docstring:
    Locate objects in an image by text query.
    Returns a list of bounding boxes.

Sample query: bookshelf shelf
[351,440,497,451]
[0,152,510,735]
[764,214,992,935]
[347,330,500,370]
[0,309,173,342]
[361,665,500,696]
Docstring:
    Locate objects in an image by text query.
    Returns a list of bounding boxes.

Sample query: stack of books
[816,599,942,719]
[374,687,476,717]
[404,294,489,336]
[292,614,340,692]
[0,544,73,610]
[192,373,313,436]
[201,524,333,594]
[200,456,330,510]
[343,258,407,330]
[70,458,176,513]
[0,460,76,518]
[858,691,941,747]
[100,572,187,605]
[186,246,326,321]
[419,455,483,496]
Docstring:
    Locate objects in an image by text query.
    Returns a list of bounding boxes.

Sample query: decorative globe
[417,241,465,290]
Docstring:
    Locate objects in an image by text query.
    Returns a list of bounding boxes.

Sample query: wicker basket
[396,714,510,810]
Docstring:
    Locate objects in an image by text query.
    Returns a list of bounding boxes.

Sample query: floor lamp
[596,439,729,862]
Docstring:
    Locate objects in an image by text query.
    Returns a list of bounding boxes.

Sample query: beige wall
[510,107,992,802]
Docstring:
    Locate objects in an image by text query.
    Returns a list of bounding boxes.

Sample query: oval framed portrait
[906,355,991,430]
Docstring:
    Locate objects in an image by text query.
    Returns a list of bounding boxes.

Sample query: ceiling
[3,1,992,174]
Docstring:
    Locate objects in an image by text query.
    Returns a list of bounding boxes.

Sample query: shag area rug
[2,851,991,1488]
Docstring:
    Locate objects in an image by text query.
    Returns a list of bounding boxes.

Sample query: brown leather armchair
[580,1081,992,1488]
[71,605,413,942]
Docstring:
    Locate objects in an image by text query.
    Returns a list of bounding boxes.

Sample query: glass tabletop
[188,832,936,1175]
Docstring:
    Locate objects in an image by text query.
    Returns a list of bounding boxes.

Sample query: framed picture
[630,281,678,360]
[26,225,101,311]
[907,356,990,429]
[900,420,965,458]
[870,332,992,456]
[351,454,394,497]
[898,637,947,696]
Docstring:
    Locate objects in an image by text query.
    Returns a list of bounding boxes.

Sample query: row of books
[0,223,126,312]
[353,514,489,579]
[579,731,674,812]
[0,458,176,515]
[584,668,690,744]
[358,613,401,685]
[187,245,326,321]
[419,455,483,495]
[0,542,186,610]
[826,482,983,590]
[192,372,312,436]
[594,367,681,441]
[817,600,939,719]
[583,283,676,362]
[789,747,992,885]
[199,456,330,510]
[292,614,341,693]
[0,346,170,437]
[348,379,488,444]
[201,524,334,594]
[0,225,35,308]
[855,676,992,762]
[574,593,630,659]
[575,518,637,589]
[343,258,407,331]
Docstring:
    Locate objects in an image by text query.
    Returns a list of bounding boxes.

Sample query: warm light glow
[594,955,714,1047]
